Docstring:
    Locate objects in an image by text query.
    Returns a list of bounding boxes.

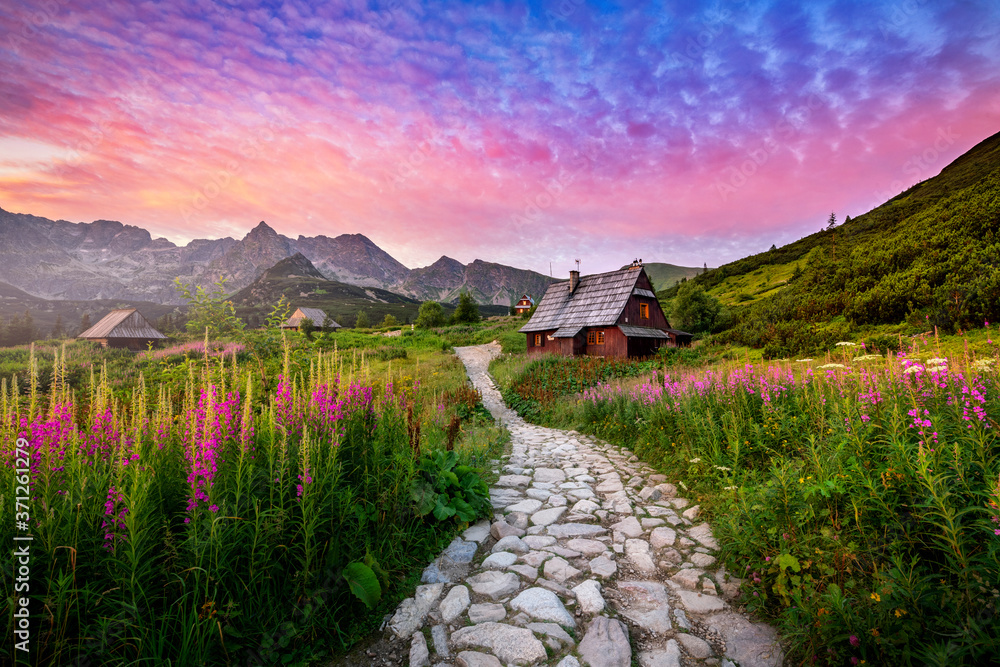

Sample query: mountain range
[0,210,559,306]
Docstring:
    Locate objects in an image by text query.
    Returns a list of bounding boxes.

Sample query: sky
[1,0,999,276]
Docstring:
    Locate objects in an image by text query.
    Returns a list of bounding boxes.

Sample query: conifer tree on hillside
[52,314,65,338]
[80,313,92,335]
[452,291,481,324]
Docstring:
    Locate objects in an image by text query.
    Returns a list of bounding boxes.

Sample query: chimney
[569,270,579,293]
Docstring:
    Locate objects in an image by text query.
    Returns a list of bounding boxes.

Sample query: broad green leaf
[433,496,457,520]
[410,480,438,516]
[776,553,801,572]
[449,497,477,523]
[343,561,382,610]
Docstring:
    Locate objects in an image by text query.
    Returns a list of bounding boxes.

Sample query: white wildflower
[723,485,738,491]
[818,363,846,369]
[688,458,702,464]
[679,481,688,491]
[853,354,881,361]
[903,365,923,374]
[715,465,732,472]
[796,358,814,362]
[926,365,948,374]
[926,357,948,365]
[835,342,857,347]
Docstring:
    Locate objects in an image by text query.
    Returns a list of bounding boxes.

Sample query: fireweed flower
[101,485,128,552]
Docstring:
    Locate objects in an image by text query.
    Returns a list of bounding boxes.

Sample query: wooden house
[520,263,689,358]
[281,307,341,331]
[77,308,167,350]
[514,294,535,315]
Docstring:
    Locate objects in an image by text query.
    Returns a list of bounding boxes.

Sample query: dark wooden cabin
[513,294,535,315]
[77,308,167,350]
[520,262,689,358]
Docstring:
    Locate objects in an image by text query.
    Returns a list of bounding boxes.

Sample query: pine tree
[80,313,92,335]
[52,314,66,338]
[452,291,481,324]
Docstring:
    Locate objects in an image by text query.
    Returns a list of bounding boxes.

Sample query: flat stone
[609,516,644,538]
[572,499,601,513]
[544,545,583,558]
[590,555,618,578]
[467,571,520,600]
[567,487,597,501]
[451,622,547,665]
[443,538,478,564]
[527,621,575,646]
[410,631,430,667]
[625,539,657,574]
[389,583,444,637]
[510,587,576,626]
[439,585,471,623]
[655,483,677,497]
[507,512,530,530]
[572,579,606,614]
[421,562,452,584]
[492,535,529,554]
[556,657,581,667]
[531,506,567,526]
[496,474,532,487]
[519,550,554,567]
[463,521,491,543]
[578,616,631,667]
[526,487,552,501]
[506,498,543,514]
[566,538,609,556]
[640,518,665,529]
[676,589,726,613]
[649,527,676,549]
[543,556,581,583]
[706,612,783,667]
[687,523,719,550]
[617,581,672,632]
[691,552,717,568]
[669,568,704,590]
[431,624,449,658]
[638,639,681,667]
[456,651,503,667]
[658,548,683,567]
[490,520,525,540]
[682,505,701,521]
[673,609,691,630]
[508,564,539,580]
[468,603,506,623]
[534,467,567,483]
[523,535,557,549]
[547,523,607,538]
[481,552,517,569]
[676,633,713,658]
[638,486,662,502]
[596,478,625,494]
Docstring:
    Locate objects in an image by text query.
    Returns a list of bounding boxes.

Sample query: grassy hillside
[659,130,1000,357]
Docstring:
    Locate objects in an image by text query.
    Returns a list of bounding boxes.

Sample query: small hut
[513,294,535,315]
[281,307,341,331]
[77,308,167,349]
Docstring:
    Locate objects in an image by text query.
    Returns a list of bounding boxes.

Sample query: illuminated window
[587,331,596,345]
[534,334,542,346]
[596,331,605,344]
[640,303,649,319]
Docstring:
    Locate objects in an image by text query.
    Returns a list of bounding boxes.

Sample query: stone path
[387,343,783,667]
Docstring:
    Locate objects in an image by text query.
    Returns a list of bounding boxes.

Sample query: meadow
[492,333,1000,666]
[1,326,506,665]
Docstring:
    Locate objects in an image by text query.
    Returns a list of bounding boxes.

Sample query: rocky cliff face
[0,207,556,307]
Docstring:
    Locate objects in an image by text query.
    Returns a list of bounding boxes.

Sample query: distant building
[77,308,168,350]
[520,261,691,358]
[281,307,341,331]
[514,294,535,315]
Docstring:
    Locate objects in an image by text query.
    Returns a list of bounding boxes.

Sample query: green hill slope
[624,262,705,290]
[660,130,1000,356]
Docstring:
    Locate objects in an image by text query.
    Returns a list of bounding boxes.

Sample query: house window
[597,331,605,344]
[588,330,605,345]
[640,303,649,319]
[534,333,542,347]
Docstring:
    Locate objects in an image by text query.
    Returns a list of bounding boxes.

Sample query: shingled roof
[283,307,340,329]
[520,267,649,334]
[78,309,167,340]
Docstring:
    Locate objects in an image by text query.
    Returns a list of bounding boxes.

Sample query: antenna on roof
[549,262,552,277]
[575,259,581,273]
